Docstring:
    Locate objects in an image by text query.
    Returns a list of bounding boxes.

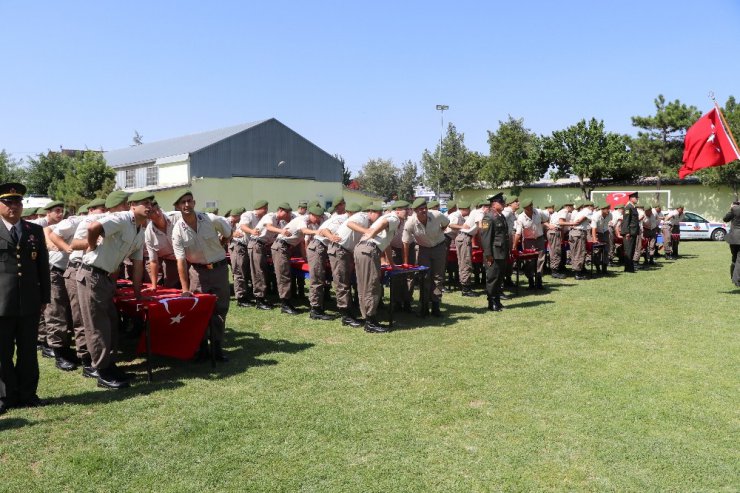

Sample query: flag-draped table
[115,282,217,381]
[508,249,540,294]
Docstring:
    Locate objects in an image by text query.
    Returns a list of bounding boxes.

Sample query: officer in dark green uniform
[620,191,640,273]
[480,193,509,312]
[0,183,51,413]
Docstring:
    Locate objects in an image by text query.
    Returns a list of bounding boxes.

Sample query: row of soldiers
[1,182,687,409]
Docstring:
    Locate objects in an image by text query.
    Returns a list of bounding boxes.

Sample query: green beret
[411,197,427,209]
[298,201,308,208]
[506,195,519,206]
[428,200,440,209]
[253,199,268,210]
[308,205,325,216]
[456,201,470,209]
[43,200,64,211]
[277,202,292,211]
[614,204,625,210]
[674,204,684,209]
[230,207,246,216]
[477,199,489,207]
[542,203,555,209]
[363,203,382,212]
[446,200,456,210]
[172,189,193,205]
[332,195,345,206]
[77,204,90,215]
[561,200,574,207]
[203,206,218,214]
[105,190,129,209]
[392,200,410,209]
[383,203,393,211]
[520,197,533,208]
[222,209,232,217]
[599,202,610,209]
[88,198,107,209]
[346,202,362,213]
[21,207,36,218]
[129,191,155,203]
[582,200,594,207]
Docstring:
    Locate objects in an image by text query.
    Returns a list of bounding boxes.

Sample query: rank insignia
[31,252,37,260]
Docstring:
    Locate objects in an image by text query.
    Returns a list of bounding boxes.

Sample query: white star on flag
[170,313,184,324]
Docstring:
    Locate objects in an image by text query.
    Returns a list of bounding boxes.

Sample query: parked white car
[678,211,729,241]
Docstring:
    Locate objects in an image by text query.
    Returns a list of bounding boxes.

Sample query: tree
[25,151,71,196]
[397,160,420,200]
[355,158,399,199]
[420,123,480,197]
[482,116,548,196]
[333,154,352,186]
[544,118,632,199]
[631,95,701,190]
[696,96,740,200]
[0,149,26,183]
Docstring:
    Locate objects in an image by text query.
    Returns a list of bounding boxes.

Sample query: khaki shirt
[663,210,684,226]
[172,212,231,265]
[643,212,659,230]
[402,210,450,247]
[336,213,369,251]
[145,211,179,261]
[371,214,400,252]
[82,211,145,274]
[50,215,84,269]
[514,210,545,239]
[462,208,485,236]
[276,215,316,246]
[444,210,465,238]
[69,213,105,262]
[237,211,261,244]
[254,212,288,245]
[315,213,347,245]
[590,211,611,234]
[503,207,516,233]
[571,208,593,231]
[609,210,623,228]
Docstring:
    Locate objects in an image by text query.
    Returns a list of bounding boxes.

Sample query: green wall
[456,184,736,222]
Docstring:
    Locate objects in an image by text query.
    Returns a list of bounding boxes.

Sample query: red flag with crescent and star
[679,107,740,179]
[605,192,633,208]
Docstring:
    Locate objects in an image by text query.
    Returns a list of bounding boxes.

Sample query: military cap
[614,204,625,210]
[599,202,610,209]
[489,193,505,205]
[308,205,325,216]
[129,191,155,203]
[542,203,555,209]
[360,200,374,208]
[253,199,268,210]
[298,201,308,208]
[222,208,232,217]
[582,200,594,207]
[332,195,345,206]
[411,197,427,209]
[43,200,64,210]
[230,206,246,216]
[172,189,193,205]
[446,200,456,210]
[506,195,519,206]
[363,203,382,212]
[346,202,362,213]
[77,204,90,215]
[32,207,46,215]
[88,198,107,209]
[561,199,575,206]
[674,204,684,209]
[0,182,26,200]
[382,203,393,211]
[392,200,410,209]
[520,197,534,208]
[457,201,470,209]
[478,199,490,207]
[21,207,36,217]
[428,200,440,209]
[105,190,129,209]
[628,191,639,198]
[203,206,218,214]
[277,202,292,211]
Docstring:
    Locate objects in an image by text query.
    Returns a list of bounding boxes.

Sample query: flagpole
[713,99,740,160]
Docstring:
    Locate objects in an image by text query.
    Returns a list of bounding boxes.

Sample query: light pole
[435,104,448,200]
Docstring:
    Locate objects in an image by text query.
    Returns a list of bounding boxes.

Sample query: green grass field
[1,241,738,492]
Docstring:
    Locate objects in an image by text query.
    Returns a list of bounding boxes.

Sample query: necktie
[9,225,18,245]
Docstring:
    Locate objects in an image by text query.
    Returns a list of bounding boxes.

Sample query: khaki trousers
[593,231,609,266]
[307,240,328,308]
[44,268,72,349]
[568,229,587,272]
[522,235,546,277]
[248,240,270,298]
[63,263,88,360]
[76,266,118,371]
[417,241,447,303]
[229,242,250,300]
[189,262,230,343]
[328,243,354,310]
[455,233,474,286]
[547,229,563,272]
[354,242,382,319]
[271,241,293,300]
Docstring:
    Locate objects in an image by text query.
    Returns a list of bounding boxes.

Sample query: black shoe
[53,349,78,372]
[575,272,588,280]
[535,274,544,289]
[309,307,333,321]
[213,342,229,362]
[97,371,130,390]
[237,298,253,308]
[431,302,442,317]
[526,277,536,290]
[19,395,49,408]
[341,315,362,328]
[461,286,479,297]
[110,364,136,382]
[40,345,54,359]
[488,298,503,311]
[392,302,403,312]
[281,301,300,315]
[402,301,413,313]
[255,298,273,310]
[364,318,389,333]
[82,365,99,379]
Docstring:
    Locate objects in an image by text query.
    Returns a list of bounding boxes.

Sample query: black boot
[461,286,479,297]
[364,317,388,333]
[340,309,362,328]
[255,298,273,310]
[402,301,413,313]
[526,277,536,290]
[281,300,300,315]
[96,367,130,390]
[309,306,333,320]
[213,341,229,362]
[53,348,78,372]
[193,340,210,362]
[81,356,98,379]
[431,302,442,317]
[237,297,254,308]
[487,297,494,311]
[489,297,503,312]
[535,273,544,289]
[40,342,54,359]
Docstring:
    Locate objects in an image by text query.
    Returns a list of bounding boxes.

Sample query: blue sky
[2,0,739,173]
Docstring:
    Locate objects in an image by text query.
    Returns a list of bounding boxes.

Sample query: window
[125,169,135,188]
[146,165,158,186]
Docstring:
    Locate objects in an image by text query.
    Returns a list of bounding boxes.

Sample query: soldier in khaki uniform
[0,183,51,413]
[569,200,593,280]
[145,200,181,289]
[172,191,232,362]
[251,203,293,310]
[239,200,269,307]
[590,203,611,274]
[548,201,574,279]
[77,191,153,389]
[512,198,547,289]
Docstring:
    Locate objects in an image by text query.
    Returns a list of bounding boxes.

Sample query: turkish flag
[679,108,740,179]
[605,192,632,208]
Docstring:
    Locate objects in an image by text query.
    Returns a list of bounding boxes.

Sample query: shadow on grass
[504,299,555,309]
[0,417,32,431]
